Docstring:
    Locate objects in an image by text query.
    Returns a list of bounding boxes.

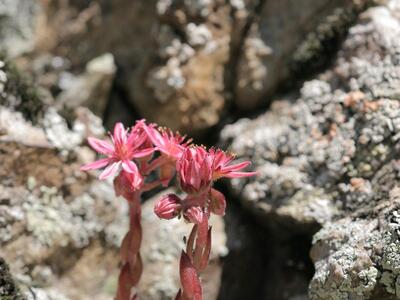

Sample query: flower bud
[177,147,212,194]
[154,194,182,219]
[184,206,204,224]
[209,188,226,216]
[114,171,143,199]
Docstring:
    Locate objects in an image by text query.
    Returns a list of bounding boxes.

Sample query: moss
[0,258,26,300]
[0,51,46,125]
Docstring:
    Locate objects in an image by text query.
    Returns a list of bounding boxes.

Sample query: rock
[56,53,116,117]
[0,257,26,300]
[0,58,124,300]
[5,0,379,134]
[139,190,227,300]
[218,201,314,300]
[0,0,40,57]
[220,1,400,299]
[221,0,400,232]
[0,54,49,125]
[129,1,230,133]
[1,55,229,299]
[308,196,399,300]
[234,0,377,110]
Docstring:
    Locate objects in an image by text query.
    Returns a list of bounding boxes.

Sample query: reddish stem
[178,219,212,300]
[116,191,143,300]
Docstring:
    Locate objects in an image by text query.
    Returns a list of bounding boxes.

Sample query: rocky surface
[3,0,376,134]
[221,1,400,299]
[2,0,400,299]
[233,0,374,110]
[0,258,26,300]
[0,0,39,57]
[0,57,125,300]
[0,57,228,300]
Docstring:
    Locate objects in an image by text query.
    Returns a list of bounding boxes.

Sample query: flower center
[117,144,129,160]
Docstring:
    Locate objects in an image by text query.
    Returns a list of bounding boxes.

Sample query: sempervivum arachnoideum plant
[81,120,256,300]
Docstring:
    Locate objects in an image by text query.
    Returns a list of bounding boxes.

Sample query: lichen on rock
[220,1,400,299]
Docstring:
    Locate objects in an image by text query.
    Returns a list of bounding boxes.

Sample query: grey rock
[234,0,373,110]
[4,0,376,134]
[221,1,400,299]
[56,53,116,117]
[0,58,123,300]
[0,0,40,57]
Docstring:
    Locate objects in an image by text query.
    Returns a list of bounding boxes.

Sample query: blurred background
[2,0,400,300]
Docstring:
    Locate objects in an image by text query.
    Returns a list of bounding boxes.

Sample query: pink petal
[225,171,258,178]
[99,161,121,180]
[87,137,114,155]
[132,147,155,158]
[127,131,146,149]
[113,122,127,145]
[222,161,251,172]
[122,160,138,174]
[80,158,111,171]
[144,125,164,147]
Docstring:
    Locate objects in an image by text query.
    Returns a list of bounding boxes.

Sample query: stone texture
[10,0,376,134]
[0,0,39,57]
[220,1,400,299]
[233,0,377,110]
[0,57,124,300]
[0,57,228,299]
[0,258,26,300]
[309,194,400,300]
[128,0,230,133]
[3,0,400,299]
[56,53,116,117]
[221,0,400,230]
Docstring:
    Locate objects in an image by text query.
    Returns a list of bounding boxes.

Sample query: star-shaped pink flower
[209,148,257,180]
[81,122,154,180]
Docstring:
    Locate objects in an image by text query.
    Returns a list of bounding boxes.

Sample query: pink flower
[144,126,192,185]
[209,148,257,180]
[132,120,155,162]
[114,171,144,199]
[81,122,154,180]
[177,147,213,194]
[154,194,182,220]
[145,125,191,160]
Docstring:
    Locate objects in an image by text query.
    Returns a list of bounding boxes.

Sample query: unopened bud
[209,188,226,216]
[114,171,143,199]
[154,194,182,219]
[184,206,204,224]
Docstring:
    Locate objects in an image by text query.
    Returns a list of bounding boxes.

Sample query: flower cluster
[81,120,256,300]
